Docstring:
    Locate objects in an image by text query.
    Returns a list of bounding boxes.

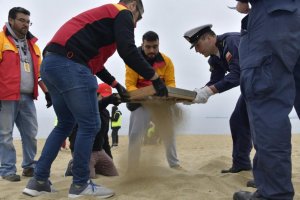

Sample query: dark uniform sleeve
[213,38,241,93]
[114,10,155,80]
[206,56,226,87]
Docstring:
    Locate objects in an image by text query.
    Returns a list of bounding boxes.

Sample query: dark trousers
[111,127,120,145]
[239,1,300,198]
[229,95,252,169]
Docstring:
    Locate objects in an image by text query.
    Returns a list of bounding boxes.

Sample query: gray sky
[1,0,299,137]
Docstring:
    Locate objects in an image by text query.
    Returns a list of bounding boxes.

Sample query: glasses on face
[15,18,32,26]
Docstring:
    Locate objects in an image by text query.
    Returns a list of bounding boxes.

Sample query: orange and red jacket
[0,26,41,100]
[125,48,176,91]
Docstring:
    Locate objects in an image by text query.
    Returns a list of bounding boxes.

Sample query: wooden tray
[128,85,196,103]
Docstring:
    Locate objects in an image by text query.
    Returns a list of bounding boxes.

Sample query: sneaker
[2,174,21,182]
[23,177,56,197]
[65,159,73,177]
[68,180,114,198]
[170,165,187,171]
[22,168,34,177]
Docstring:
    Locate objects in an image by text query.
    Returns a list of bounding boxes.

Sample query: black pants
[111,127,120,145]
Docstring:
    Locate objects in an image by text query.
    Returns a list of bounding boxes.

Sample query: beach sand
[1,134,299,200]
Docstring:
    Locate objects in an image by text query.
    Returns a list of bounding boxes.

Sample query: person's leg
[162,129,179,168]
[0,101,18,177]
[15,94,38,171]
[34,73,75,181]
[234,2,300,198]
[115,127,119,145]
[226,95,252,172]
[154,104,179,168]
[293,58,300,118]
[94,150,118,176]
[111,128,118,146]
[33,54,99,185]
[128,106,150,170]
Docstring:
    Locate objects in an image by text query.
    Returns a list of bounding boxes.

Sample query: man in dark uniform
[23,0,168,198]
[183,24,252,174]
[233,0,300,200]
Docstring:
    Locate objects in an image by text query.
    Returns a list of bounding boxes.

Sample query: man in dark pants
[184,24,252,174]
[233,0,300,200]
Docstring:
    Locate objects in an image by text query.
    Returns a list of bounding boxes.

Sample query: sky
[1,0,299,137]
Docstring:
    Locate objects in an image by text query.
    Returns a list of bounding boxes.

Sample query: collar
[3,24,37,43]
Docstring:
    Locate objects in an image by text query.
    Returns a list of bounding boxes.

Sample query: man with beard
[126,31,181,170]
[0,7,51,182]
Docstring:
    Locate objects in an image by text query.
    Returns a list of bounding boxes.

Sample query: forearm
[96,68,116,86]
[38,79,48,93]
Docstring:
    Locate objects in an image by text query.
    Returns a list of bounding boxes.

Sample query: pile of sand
[1,134,300,200]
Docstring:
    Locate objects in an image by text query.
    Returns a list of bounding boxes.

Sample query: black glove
[45,92,52,108]
[151,77,168,97]
[0,100,2,111]
[115,83,130,102]
[126,103,141,112]
[107,93,121,106]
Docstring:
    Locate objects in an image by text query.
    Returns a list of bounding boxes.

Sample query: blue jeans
[36,54,100,185]
[0,94,38,176]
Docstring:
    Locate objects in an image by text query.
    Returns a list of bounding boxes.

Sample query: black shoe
[246,180,256,188]
[2,174,21,182]
[22,168,34,177]
[64,159,73,177]
[233,191,267,200]
[221,166,252,173]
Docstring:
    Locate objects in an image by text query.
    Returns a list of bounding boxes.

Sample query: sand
[1,135,300,200]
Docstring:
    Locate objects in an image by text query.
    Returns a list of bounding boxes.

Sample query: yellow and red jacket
[0,26,41,100]
[126,48,176,91]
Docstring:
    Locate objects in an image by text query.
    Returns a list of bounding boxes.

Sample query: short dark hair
[119,0,144,14]
[142,31,159,42]
[8,7,30,20]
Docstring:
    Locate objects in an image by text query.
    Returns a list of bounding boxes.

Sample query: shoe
[170,165,186,171]
[221,166,251,173]
[22,168,34,177]
[23,177,56,197]
[68,180,114,198]
[246,180,256,188]
[233,191,267,200]
[65,159,73,177]
[2,174,21,182]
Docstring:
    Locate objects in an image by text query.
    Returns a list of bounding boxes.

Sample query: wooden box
[128,85,196,103]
